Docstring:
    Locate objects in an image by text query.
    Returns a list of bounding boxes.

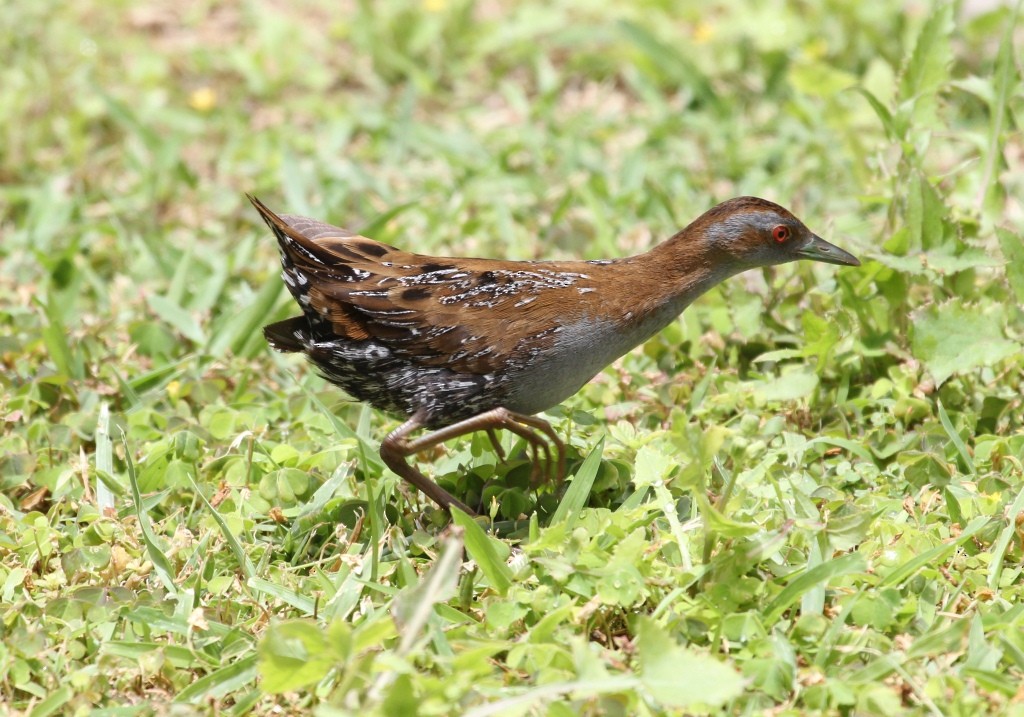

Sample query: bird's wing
[251,196,599,375]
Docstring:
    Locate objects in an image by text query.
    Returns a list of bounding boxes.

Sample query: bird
[251,194,859,516]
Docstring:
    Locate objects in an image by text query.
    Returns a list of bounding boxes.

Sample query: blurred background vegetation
[1,0,1023,714]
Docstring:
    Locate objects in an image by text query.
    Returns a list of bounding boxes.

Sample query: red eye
[772,225,790,243]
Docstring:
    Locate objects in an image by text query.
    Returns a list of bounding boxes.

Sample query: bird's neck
[645,229,739,310]
[606,231,742,346]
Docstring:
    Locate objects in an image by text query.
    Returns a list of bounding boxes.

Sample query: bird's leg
[484,427,546,486]
[485,428,552,488]
[506,412,566,487]
[491,417,553,488]
[525,442,545,487]
[379,416,476,516]
[379,408,567,514]
[466,411,565,488]
[486,424,544,487]
[460,410,564,489]
[485,428,507,461]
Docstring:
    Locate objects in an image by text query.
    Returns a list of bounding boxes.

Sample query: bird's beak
[795,234,861,267]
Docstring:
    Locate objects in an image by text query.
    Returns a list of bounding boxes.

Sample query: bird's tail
[247,194,343,266]
[263,316,310,353]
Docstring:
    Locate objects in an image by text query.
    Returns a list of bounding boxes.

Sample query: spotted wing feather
[251,196,600,375]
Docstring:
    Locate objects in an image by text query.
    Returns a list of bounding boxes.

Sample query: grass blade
[451,508,512,595]
[368,529,464,701]
[248,577,317,615]
[207,275,284,358]
[173,654,259,704]
[877,516,990,588]
[94,403,116,513]
[764,553,867,622]
[977,2,1020,211]
[938,400,975,475]
[122,431,177,594]
[550,437,603,526]
[146,293,207,345]
[187,472,257,581]
[988,486,1024,591]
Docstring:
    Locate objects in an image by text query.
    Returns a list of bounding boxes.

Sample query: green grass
[2,0,1024,714]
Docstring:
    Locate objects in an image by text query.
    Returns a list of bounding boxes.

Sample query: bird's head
[696,197,860,270]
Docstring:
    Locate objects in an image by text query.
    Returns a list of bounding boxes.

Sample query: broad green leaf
[754,368,818,402]
[789,60,857,99]
[382,673,419,717]
[695,491,758,538]
[632,444,672,489]
[910,299,1021,386]
[900,451,953,488]
[851,86,896,139]
[636,617,744,708]
[850,594,894,630]
[258,621,336,693]
[964,613,1003,671]
[801,311,842,367]
[806,436,874,463]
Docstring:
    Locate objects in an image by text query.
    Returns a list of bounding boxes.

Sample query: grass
[2,0,1023,714]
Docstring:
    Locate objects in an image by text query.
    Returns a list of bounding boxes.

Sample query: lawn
[2,0,1023,714]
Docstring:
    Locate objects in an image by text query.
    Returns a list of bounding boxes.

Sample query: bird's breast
[498,306,680,415]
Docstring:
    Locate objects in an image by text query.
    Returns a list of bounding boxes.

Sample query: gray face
[705,210,860,270]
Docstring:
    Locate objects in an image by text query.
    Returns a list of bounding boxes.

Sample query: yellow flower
[189,87,217,112]
[693,22,714,44]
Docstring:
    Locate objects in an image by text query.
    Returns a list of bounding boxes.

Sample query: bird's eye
[772,225,790,243]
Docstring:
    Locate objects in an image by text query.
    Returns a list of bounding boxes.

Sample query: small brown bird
[251,195,859,516]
